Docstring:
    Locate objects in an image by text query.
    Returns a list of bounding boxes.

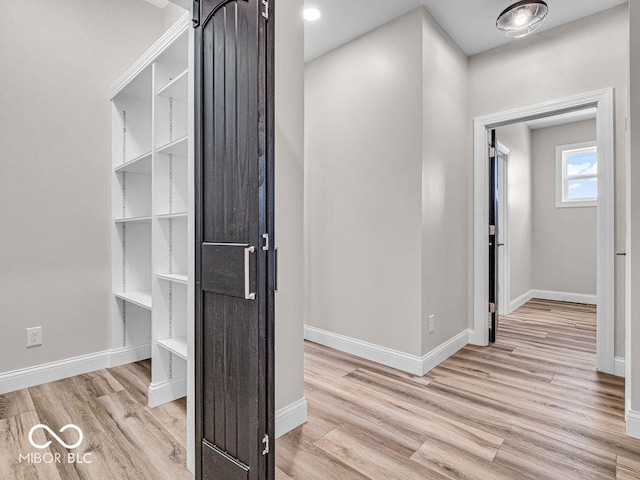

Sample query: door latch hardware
[192,0,200,27]
[262,434,269,455]
[262,0,269,19]
[489,303,496,314]
[489,225,496,236]
[262,233,269,251]
[244,246,256,300]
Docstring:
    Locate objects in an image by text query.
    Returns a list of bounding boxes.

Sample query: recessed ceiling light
[304,7,321,22]
[497,1,548,38]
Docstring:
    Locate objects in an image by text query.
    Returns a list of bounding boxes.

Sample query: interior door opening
[474,95,614,376]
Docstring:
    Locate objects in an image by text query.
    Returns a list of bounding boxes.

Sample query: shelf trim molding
[109,13,190,99]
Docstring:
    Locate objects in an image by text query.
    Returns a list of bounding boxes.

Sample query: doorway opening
[471,89,616,374]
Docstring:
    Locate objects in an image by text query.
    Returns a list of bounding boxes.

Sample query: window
[555,141,598,208]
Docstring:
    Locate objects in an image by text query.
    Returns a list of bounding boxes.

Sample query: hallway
[276,300,640,479]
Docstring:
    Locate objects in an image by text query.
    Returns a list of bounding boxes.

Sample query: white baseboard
[420,329,472,376]
[275,397,308,438]
[148,377,187,408]
[304,326,424,375]
[0,351,110,395]
[510,290,534,313]
[627,409,640,439]
[109,344,151,368]
[530,289,597,305]
[615,357,626,377]
[0,345,152,395]
[304,325,470,377]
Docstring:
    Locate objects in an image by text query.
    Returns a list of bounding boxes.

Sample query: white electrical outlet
[26,327,42,347]
[428,315,435,334]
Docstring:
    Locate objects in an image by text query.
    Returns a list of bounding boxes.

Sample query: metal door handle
[498,243,505,247]
[245,246,256,300]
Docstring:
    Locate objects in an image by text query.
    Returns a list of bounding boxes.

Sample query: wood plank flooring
[0,359,193,480]
[277,299,640,480]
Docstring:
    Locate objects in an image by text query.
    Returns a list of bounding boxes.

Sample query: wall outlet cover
[26,326,42,347]
[428,315,435,334]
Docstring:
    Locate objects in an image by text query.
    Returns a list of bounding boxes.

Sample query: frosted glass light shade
[497,1,548,38]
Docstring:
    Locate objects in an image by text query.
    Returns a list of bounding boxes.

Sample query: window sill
[556,200,597,208]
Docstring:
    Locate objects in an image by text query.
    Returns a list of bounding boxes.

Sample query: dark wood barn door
[194,0,275,478]
[489,129,499,343]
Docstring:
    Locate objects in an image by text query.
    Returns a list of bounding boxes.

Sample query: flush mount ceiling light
[497,0,548,38]
[303,6,322,22]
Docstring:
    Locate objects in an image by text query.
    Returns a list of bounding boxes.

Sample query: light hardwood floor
[0,359,193,480]
[2,300,637,479]
[276,300,640,480]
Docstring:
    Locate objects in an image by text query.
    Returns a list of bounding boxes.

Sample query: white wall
[496,124,533,303]
[627,0,640,423]
[305,10,424,356]
[420,10,469,355]
[275,0,305,413]
[305,7,469,359]
[0,0,170,374]
[469,5,628,356]
[531,120,597,296]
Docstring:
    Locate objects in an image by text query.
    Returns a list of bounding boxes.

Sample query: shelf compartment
[157,273,188,284]
[115,290,152,310]
[157,136,188,157]
[154,31,188,93]
[157,69,188,102]
[154,90,188,147]
[155,141,188,216]
[114,216,152,224]
[113,169,152,219]
[111,74,153,165]
[115,151,152,174]
[157,337,187,361]
[155,216,188,276]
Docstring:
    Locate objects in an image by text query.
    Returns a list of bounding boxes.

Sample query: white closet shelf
[156,69,188,102]
[157,337,187,360]
[114,216,152,224]
[156,212,188,220]
[115,290,152,310]
[156,273,188,284]
[115,151,152,174]
[156,136,188,157]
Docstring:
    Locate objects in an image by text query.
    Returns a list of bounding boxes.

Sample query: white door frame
[497,143,510,315]
[470,88,616,375]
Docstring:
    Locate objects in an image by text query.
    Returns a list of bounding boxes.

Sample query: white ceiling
[304,0,628,62]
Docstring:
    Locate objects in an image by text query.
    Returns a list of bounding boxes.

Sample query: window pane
[566,150,597,176]
[567,177,597,200]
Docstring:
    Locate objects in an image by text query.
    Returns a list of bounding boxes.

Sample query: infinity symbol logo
[28,424,84,450]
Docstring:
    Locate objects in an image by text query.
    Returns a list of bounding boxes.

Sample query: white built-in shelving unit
[110,13,194,441]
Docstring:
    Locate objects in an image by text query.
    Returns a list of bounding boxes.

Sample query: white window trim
[555,140,597,208]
